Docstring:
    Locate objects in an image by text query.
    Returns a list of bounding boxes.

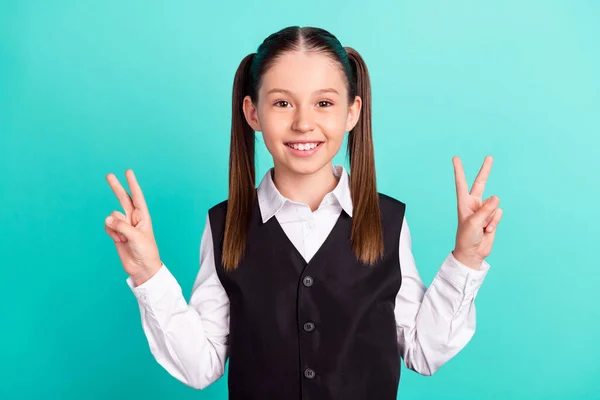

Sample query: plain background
[1,1,599,399]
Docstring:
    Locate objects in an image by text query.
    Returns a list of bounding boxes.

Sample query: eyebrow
[266,88,340,96]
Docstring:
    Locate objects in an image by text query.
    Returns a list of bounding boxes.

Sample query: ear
[242,95,262,132]
[345,95,362,132]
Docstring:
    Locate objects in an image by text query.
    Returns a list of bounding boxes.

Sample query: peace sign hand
[452,156,503,270]
[105,169,162,286]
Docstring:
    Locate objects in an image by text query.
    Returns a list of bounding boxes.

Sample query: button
[470,280,476,286]
[304,368,315,379]
[303,276,314,287]
[303,322,315,332]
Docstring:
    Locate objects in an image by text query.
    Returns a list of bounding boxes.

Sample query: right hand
[105,169,162,286]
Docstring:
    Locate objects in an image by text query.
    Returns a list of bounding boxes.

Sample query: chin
[279,158,330,176]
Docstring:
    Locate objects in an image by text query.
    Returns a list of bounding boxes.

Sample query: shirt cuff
[437,252,490,296]
[125,263,182,309]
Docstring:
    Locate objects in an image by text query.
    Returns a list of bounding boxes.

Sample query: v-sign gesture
[452,156,503,270]
[105,169,162,285]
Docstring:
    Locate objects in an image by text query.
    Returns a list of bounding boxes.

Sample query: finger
[105,211,127,242]
[472,195,500,226]
[126,170,149,215]
[105,224,122,243]
[106,173,134,215]
[452,156,468,203]
[483,202,496,226]
[485,207,503,233]
[481,228,496,255]
[470,156,493,198]
[105,214,139,241]
[111,211,128,242]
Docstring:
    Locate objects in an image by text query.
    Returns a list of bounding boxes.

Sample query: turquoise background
[1,0,599,399]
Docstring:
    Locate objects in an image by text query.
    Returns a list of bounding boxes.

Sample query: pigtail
[344,46,384,265]
[223,53,257,271]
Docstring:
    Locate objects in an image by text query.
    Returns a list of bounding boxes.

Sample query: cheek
[265,116,291,133]
[258,106,289,132]
[319,110,348,139]
[259,118,289,149]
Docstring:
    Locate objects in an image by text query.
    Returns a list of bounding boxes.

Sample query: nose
[291,105,316,133]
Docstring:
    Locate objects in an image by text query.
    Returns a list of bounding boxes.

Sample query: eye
[274,100,290,108]
[317,100,333,108]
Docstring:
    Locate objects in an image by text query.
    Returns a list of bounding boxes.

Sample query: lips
[284,141,324,151]
[284,141,324,157]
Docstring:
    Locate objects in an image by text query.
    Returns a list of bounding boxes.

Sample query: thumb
[106,216,139,241]
[471,196,500,226]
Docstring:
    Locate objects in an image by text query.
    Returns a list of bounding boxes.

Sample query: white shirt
[126,165,490,390]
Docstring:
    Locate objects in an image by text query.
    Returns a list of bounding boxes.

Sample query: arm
[125,213,230,389]
[394,216,490,376]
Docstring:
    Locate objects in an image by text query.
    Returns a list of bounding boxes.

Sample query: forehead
[260,51,347,95]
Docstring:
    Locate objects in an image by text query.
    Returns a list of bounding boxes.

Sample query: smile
[285,142,323,151]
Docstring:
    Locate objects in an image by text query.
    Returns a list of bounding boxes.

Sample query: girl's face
[243,51,361,176]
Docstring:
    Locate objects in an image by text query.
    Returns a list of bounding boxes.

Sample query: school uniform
[126,165,490,399]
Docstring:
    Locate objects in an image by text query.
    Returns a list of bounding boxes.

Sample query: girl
[105,26,502,400]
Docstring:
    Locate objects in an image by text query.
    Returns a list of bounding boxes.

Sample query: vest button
[303,322,315,332]
[304,368,316,379]
[302,276,314,287]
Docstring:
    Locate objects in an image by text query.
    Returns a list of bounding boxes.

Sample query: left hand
[452,156,503,270]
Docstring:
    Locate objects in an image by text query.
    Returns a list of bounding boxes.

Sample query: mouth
[284,141,324,151]
[284,141,324,158]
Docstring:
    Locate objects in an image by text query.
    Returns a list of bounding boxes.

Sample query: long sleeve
[394,216,490,376]
[125,213,230,389]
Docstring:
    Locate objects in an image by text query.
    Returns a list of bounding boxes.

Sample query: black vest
[208,192,406,400]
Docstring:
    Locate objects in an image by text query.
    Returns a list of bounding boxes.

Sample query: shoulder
[377,192,406,212]
[208,199,229,214]
[207,199,229,226]
[208,189,258,217]
[376,192,407,227]
[206,199,230,244]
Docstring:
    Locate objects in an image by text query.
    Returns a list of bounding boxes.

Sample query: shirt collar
[256,164,353,223]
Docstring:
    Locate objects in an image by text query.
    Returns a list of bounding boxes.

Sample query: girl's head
[241,28,362,176]
[224,26,382,270]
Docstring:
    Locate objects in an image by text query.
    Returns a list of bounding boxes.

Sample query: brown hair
[222,26,383,271]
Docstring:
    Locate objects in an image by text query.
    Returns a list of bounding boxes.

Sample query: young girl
[105,26,502,400]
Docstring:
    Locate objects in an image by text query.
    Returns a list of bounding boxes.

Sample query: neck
[272,162,339,212]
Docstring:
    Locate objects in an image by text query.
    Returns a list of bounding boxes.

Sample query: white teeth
[288,142,320,151]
